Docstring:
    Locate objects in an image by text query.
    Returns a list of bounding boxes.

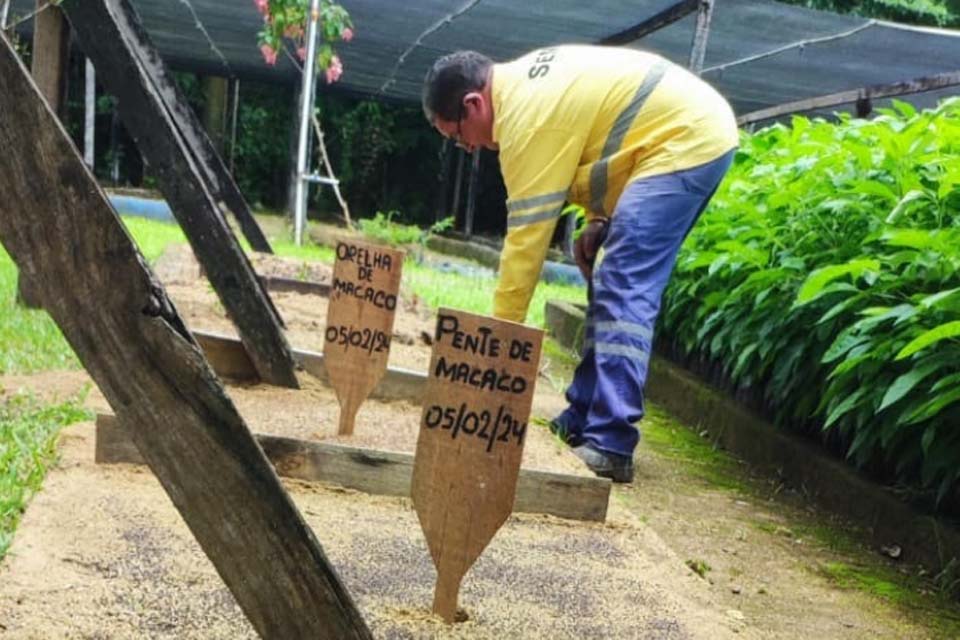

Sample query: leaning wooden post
[0,32,370,639]
[412,309,543,622]
[324,240,404,435]
[61,0,298,387]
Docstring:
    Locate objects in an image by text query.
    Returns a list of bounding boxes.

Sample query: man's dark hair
[422,50,493,123]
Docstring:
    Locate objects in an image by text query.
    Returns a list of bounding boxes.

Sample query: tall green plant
[662,98,960,503]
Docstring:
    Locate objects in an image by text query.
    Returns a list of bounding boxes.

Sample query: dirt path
[1,245,956,638]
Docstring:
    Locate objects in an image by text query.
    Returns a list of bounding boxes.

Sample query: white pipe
[293,0,321,246]
[1,0,10,29]
[84,58,95,169]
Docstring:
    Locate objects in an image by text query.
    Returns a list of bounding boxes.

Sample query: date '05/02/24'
[325,323,391,355]
[424,401,526,452]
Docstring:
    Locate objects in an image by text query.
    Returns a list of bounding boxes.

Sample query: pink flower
[324,55,343,83]
[341,27,354,42]
[296,46,307,62]
[260,43,278,66]
[253,0,269,16]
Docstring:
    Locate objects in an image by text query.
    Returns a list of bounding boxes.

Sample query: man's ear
[463,91,483,113]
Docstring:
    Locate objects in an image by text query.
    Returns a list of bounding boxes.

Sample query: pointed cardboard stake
[324,240,404,435]
[411,309,543,622]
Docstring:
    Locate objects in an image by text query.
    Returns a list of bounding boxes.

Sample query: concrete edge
[543,299,960,571]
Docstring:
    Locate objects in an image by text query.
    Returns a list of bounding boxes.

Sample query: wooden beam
[0,33,370,638]
[60,3,273,257]
[18,0,70,310]
[600,0,699,46]
[736,70,960,126]
[260,274,332,297]
[30,0,69,114]
[193,330,427,403]
[202,75,229,156]
[60,0,298,387]
[97,414,611,522]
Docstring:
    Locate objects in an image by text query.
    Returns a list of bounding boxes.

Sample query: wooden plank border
[96,414,611,522]
[260,275,332,298]
[194,330,427,403]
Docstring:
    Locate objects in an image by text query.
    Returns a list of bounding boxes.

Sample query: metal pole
[464,149,481,236]
[450,148,465,232]
[294,0,321,246]
[688,0,715,75]
[1,0,10,29]
[229,78,240,173]
[84,58,95,169]
[434,138,452,224]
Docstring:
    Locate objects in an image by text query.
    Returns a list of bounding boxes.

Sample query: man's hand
[573,217,609,281]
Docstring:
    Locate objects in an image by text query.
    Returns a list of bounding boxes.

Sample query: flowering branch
[254,0,353,83]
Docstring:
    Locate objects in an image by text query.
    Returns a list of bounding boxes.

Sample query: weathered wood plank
[30,0,69,113]
[194,330,428,403]
[736,70,960,125]
[411,311,545,621]
[17,0,70,311]
[97,414,611,522]
[60,0,298,388]
[324,241,404,434]
[260,275,332,298]
[0,34,370,639]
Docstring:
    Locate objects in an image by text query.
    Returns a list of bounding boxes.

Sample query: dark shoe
[548,418,584,447]
[572,445,634,483]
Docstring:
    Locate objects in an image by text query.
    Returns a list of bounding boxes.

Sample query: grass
[685,558,712,579]
[817,560,960,637]
[0,218,188,375]
[0,390,92,559]
[0,246,78,375]
[0,212,581,376]
[400,259,584,329]
[640,407,747,493]
[121,217,187,263]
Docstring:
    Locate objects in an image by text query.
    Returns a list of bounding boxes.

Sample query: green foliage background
[660,98,960,506]
[777,0,958,26]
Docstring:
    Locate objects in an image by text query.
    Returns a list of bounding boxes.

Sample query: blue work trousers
[556,151,735,457]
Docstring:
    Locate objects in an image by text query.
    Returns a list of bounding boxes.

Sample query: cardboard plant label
[411,308,543,622]
[323,240,404,435]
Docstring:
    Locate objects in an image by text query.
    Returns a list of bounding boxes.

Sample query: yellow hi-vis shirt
[491,45,739,322]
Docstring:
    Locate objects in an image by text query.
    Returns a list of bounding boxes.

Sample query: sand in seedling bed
[0,420,749,639]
